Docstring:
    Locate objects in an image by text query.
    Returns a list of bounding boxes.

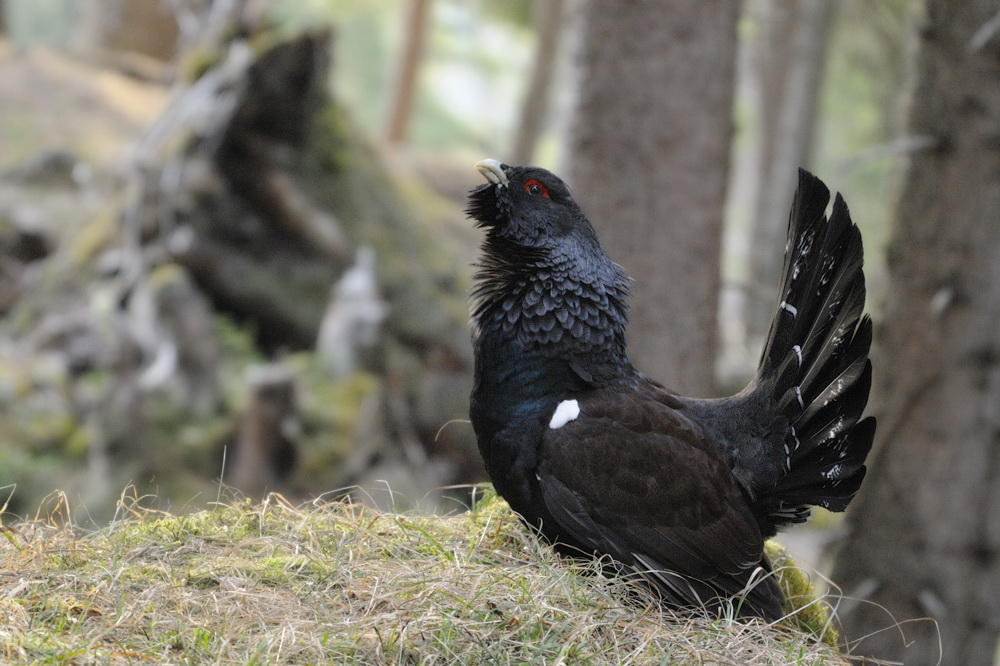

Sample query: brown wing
[537,385,783,618]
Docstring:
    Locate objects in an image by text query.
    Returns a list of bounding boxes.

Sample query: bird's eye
[523,179,550,198]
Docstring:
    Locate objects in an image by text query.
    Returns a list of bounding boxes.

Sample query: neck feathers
[471,234,633,386]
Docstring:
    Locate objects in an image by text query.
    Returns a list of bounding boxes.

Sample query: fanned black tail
[755,169,875,535]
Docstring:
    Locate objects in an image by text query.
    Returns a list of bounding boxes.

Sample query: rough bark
[568,0,738,397]
[830,2,1000,664]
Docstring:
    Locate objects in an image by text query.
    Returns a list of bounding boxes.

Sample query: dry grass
[0,486,848,665]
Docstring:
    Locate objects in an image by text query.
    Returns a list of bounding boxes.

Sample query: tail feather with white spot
[754,169,875,533]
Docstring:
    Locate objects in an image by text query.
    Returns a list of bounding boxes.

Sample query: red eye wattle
[523,179,550,198]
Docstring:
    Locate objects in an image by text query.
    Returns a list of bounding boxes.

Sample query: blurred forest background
[0,0,998,663]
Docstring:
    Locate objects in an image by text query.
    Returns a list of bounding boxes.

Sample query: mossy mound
[0,487,847,665]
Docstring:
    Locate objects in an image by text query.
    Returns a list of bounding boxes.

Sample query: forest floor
[0,487,848,665]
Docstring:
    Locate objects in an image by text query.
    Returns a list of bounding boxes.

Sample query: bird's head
[467,160,634,383]
[467,159,597,252]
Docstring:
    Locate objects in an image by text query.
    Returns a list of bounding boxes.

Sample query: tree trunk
[830,2,1000,664]
[511,0,568,165]
[384,0,430,148]
[567,0,739,397]
[745,0,832,346]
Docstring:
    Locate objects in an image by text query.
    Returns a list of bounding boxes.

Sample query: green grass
[0,487,847,665]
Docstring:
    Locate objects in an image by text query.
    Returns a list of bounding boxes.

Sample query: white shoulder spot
[548,399,581,430]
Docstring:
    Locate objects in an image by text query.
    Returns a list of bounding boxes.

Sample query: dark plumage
[466,159,874,621]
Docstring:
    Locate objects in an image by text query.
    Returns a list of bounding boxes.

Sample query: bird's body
[467,160,874,621]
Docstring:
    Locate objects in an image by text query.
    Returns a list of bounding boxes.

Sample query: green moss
[178,46,224,83]
[805,507,844,530]
[286,353,382,486]
[297,103,474,349]
[767,540,840,647]
[0,355,76,463]
[0,489,845,664]
[63,423,94,458]
[213,314,265,409]
[147,263,188,291]
[174,417,233,474]
[66,196,123,268]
